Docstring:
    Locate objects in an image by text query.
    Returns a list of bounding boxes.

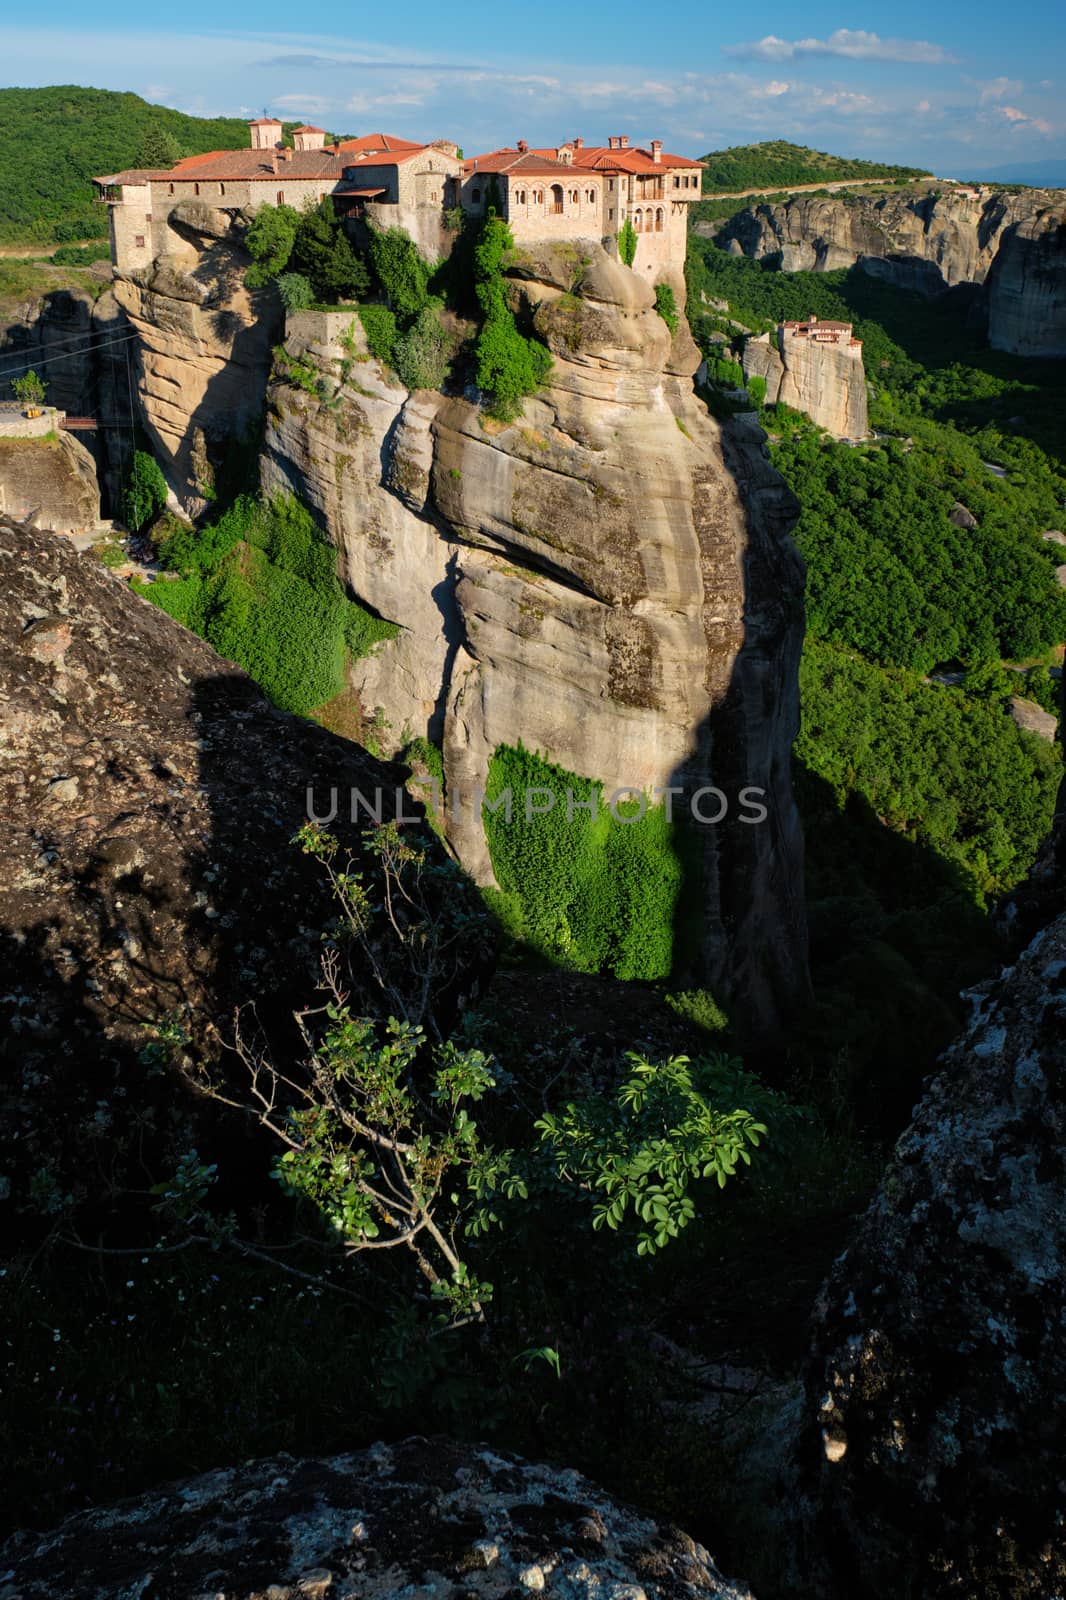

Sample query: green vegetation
[121,450,168,532]
[139,493,399,716]
[654,282,680,335]
[698,139,927,194]
[0,86,249,244]
[473,217,553,420]
[244,203,300,289]
[11,370,46,408]
[276,271,315,313]
[482,743,684,981]
[617,216,638,267]
[291,199,370,303]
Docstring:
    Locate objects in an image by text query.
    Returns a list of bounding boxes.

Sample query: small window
[517,189,526,204]
[570,188,578,204]
[134,234,145,249]
[673,175,680,188]
[608,207,614,220]
[587,189,595,203]
[219,183,225,196]
[194,182,200,196]
[168,182,174,194]
[608,178,614,190]
[277,191,284,204]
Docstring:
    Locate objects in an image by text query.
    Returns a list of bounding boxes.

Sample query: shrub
[392,300,454,391]
[473,217,552,421]
[747,373,767,407]
[142,493,399,717]
[617,218,637,267]
[654,282,679,335]
[482,743,683,980]
[12,370,46,407]
[367,225,430,322]
[244,203,299,288]
[359,304,399,367]
[121,450,168,532]
[276,272,315,312]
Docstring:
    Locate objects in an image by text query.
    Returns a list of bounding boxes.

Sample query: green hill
[699,140,928,194]
[0,86,252,245]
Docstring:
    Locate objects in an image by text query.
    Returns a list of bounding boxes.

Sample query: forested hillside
[687,232,1066,1115]
[698,139,927,193]
[0,86,250,244]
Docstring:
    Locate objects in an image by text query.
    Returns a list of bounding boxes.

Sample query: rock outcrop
[717,188,1066,356]
[261,245,808,1029]
[114,203,280,514]
[0,281,131,508]
[0,430,100,532]
[796,906,1066,1596]
[0,1437,755,1600]
[742,329,867,439]
[0,514,480,1234]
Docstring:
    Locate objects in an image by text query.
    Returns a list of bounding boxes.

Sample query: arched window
[587,189,595,203]
[656,207,664,232]
[219,183,225,196]
[472,187,481,203]
[535,189,543,203]
[569,188,579,204]
[550,183,564,214]
[168,182,174,194]
[633,208,643,232]
[517,189,526,204]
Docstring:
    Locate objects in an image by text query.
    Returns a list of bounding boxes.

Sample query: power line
[0,330,140,385]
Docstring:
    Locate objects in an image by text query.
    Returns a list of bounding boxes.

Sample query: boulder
[949,500,978,529]
[797,901,1066,1598]
[0,431,100,533]
[0,1437,756,1600]
[1008,694,1058,741]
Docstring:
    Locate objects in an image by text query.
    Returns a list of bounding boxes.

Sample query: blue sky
[2,3,1064,170]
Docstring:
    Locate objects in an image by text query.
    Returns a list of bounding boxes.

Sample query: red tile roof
[335,132,424,153]
[248,118,282,126]
[291,125,326,134]
[464,148,594,178]
[569,145,703,173]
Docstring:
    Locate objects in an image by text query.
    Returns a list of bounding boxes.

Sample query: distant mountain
[956,159,1066,191]
[0,86,251,244]
[697,140,928,194]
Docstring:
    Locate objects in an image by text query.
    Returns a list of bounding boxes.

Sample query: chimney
[619,134,629,148]
[608,135,619,150]
[651,139,662,164]
[517,139,528,153]
[270,149,278,174]
[573,136,584,149]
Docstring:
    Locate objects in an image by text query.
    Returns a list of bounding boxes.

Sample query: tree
[12,371,46,408]
[392,300,454,391]
[276,272,315,313]
[472,216,552,421]
[366,225,430,322]
[617,217,637,267]
[244,203,299,288]
[654,282,679,335]
[136,123,182,170]
[122,450,168,532]
[290,199,369,303]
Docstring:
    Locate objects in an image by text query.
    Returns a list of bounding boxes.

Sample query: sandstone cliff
[260,245,808,1028]
[742,330,867,439]
[0,430,100,532]
[113,200,281,514]
[716,187,1066,356]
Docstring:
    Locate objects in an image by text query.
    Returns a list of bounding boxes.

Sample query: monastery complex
[95,121,704,279]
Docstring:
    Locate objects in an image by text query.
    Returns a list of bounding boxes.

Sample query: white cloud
[750,79,791,98]
[724,29,956,66]
[978,77,1023,103]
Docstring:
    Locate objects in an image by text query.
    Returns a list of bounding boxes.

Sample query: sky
[2,2,1064,172]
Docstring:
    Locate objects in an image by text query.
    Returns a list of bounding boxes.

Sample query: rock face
[114,203,280,514]
[717,188,1066,356]
[261,245,809,1029]
[797,902,1066,1598]
[0,514,473,1225]
[0,282,130,508]
[742,330,867,439]
[0,1437,755,1600]
[0,431,100,532]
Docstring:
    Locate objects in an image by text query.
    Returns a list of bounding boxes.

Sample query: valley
[1,103,1064,1600]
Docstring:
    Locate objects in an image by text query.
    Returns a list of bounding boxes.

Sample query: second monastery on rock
[95,121,704,278]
